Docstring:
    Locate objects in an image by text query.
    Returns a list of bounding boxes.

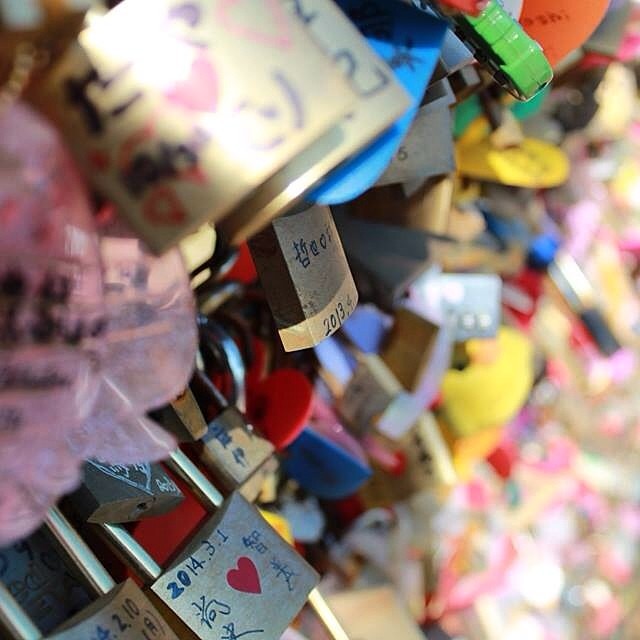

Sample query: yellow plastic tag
[456,118,569,188]
[260,510,294,546]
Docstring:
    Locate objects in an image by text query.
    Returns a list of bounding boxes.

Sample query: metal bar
[99,524,162,585]
[308,588,351,640]
[0,582,41,640]
[167,449,224,509]
[45,507,115,596]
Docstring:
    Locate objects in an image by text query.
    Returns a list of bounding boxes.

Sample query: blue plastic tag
[309,0,447,204]
[284,428,371,500]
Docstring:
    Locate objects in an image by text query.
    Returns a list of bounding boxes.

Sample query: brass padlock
[215,0,410,246]
[69,460,184,524]
[360,413,456,508]
[0,529,92,635]
[189,369,275,495]
[249,204,358,351]
[350,174,455,233]
[96,450,319,640]
[33,0,358,253]
[151,387,209,443]
[338,353,403,437]
[380,307,440,393]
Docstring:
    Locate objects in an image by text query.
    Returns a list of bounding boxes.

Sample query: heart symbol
[226,556,262,594]
[216,0,292,50]
[165,53,219,112]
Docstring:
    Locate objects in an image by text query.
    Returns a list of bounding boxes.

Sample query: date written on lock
[49,579,178,640]
[249,204,358,351]
[151,492,319,640]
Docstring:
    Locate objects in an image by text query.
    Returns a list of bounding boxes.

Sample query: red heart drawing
[216,0,292,50]
[226,556,262,594]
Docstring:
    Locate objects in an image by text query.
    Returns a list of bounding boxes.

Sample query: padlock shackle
[198,314,247,412]
[167,449,223,509]
[45,507,115,596]
[308,589,351,640]
[95,450,223,585]
[100,524,162,584]
[0,582,42,640]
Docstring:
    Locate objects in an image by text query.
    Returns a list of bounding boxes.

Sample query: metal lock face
[376,79,456,188]
[151,491,319,640]
[0,530,92,634]
[151,388,209,443]
[249,204,358,351]
[437,273,501,341]
[216,0,410,245]
[36,0,357,253]
[49,578,179,640]
[339,354,403,436]
[360,413,455,506]
[199,407,275,493]
[71,460,184,524]
[381,307,439,392]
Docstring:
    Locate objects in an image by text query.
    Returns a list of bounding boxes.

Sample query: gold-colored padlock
[215,0,411,246]
[249,204,358,352]
[380,307,440,393]
[189,369,275,496]
[96,450,319,640]
[33,0,358,253]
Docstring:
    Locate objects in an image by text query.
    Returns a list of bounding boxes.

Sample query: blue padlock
[310,0,447,204]
[284,428,371,500]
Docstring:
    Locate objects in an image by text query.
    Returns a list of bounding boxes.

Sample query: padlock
[380,307,440,393]
[33,0,357,253]
[216,0,411,245]
[376,79,456,187]
[68,459,184,524]
[0,579,41,639]
[37,507,179,640]
[151,387,209,443]
[338,353,403,437]
[95,450,319,640]
[333,208,432,311]
[188,369,275,495]
[0,529,92,635]
[427,0,553,101]
[248,204,358,351]
[350,174,455,232]
[360,413,456,508]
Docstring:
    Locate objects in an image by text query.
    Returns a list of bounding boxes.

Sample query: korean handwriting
[291,221,334,269]
[269,557,298,592]
[206,423,248,468]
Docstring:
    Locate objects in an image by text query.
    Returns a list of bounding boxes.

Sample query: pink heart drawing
[215,0,292,50]
[165,53,219,112]
[226,556,262,594]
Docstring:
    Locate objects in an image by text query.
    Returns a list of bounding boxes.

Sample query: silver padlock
[69,460,184,523]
